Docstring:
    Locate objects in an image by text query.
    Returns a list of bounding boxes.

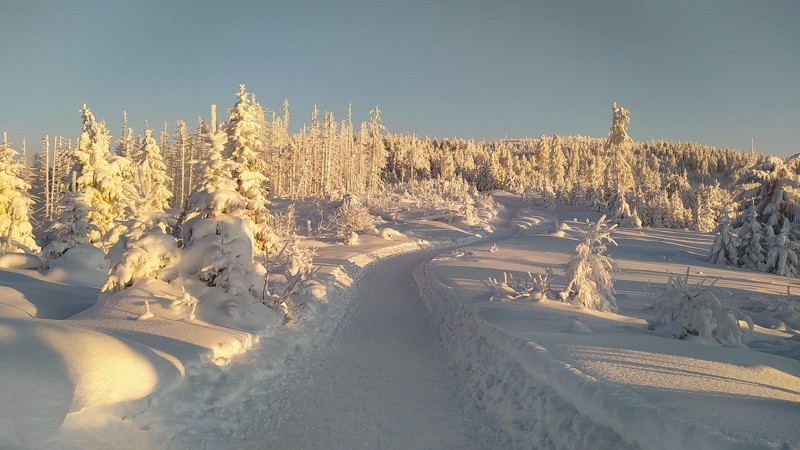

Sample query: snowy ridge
[414,258,767,450]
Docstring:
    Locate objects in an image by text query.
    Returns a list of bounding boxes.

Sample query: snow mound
[379,227,404,240]
[563,319,594,334]
[0,253,42,270]
[45,244,109,287]
[0,317,179,449]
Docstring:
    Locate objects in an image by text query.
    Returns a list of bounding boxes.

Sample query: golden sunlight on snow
[567,346,800,402]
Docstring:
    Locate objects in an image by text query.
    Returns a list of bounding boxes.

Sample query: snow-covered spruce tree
[136,128,172,212]
[766,218,800,277]
[609,191,642,228]
[693,181,732,232]
[708,207,738,266]
[103,203,178,295]
[736,205,767,271]
[41,190,97,259]
[0,135,39,254]
[647,268,751,347]
[560,215,618,312]
[604,102,638,227]
[70,104,131,247]
[225,84,279,255]
[180,104,266,305]
[731,156,800,275]
[365,106,387,195]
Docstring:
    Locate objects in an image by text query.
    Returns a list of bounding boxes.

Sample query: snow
[419,196,800,449]
[1,191,799,449]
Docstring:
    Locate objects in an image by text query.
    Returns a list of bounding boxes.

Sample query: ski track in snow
[240,248,480,449]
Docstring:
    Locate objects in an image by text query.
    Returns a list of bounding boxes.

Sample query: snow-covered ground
[0,192,493,449]
[2,191,799,449]
[420,194,800,449]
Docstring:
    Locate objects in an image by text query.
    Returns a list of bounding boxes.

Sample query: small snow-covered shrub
[331,196,375,239]
[269,203,298,237]
[647,268,753,347]
[484,269,553,302]
[560,215,618,311]
[103,211,179,294]
[262,239,319,324]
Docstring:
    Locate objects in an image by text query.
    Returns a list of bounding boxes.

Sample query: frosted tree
[70,104,131,246]
[736,205,767,271]
[604,102,636,226]
[114,111,134,158]
[0,134,39,254]
[609,191,642,228]
[365,106,387,195]
[136,129,172,212]
[729,156,800,275]
[693,181,732,232]
[734,156,800,236]
[560,215,618,311]
[708,207,738,266]
[766,218,800,277]
[181,104,256,297]
[103,206,178,294]
[226,84,278,254]
[42,190,97,259]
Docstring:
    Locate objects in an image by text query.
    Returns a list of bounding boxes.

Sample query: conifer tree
[225,85,277,253]
[137,128,172,212]
[0,134,39,254]
[708,207,738,266]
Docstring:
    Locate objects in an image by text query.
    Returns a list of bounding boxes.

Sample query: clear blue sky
[1,0,798,155]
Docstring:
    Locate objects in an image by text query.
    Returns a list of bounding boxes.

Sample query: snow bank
[0,317,179,449]
[415,258,774,450]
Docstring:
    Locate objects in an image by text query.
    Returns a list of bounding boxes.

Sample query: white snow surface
[420,197,800,449]
[2,192,799,449]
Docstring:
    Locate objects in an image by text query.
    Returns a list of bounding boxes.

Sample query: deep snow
[1,192,799,449]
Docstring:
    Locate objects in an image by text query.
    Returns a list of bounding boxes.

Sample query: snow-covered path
[246,249,479,449]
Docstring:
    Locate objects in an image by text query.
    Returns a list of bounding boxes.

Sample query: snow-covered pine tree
[180,105,254,294]
[365,106,387,195]
[732,156,800,275]
[693,181,732,232]
[136,128,172,212]
[70,104,131,247]
[42,190,97,259]
[766,218,800,277]
[736,205,767,271]
[0,134,39,254]
[225,84,278,254]
[708,207,738,266]
[604,102,637,227]
[560,215,618,311]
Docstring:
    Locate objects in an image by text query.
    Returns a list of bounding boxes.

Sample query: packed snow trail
[242,248,480,449]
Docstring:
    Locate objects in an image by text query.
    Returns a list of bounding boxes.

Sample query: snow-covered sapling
[484,268,553,302]
[331,195,375,239]
[559,215,618,311]
[262,238,319,324]
[647,267,753,347]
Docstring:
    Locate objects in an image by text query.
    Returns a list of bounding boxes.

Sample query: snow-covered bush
[484,268,553,302]
[269,203,298,237]
[330,196,375,238]
[560,215,618,311]
[647,268,752,347]
[262,238,319,324]
[103,211,179,295]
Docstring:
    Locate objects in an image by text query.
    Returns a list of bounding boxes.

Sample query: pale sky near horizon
[1,0,798,156]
